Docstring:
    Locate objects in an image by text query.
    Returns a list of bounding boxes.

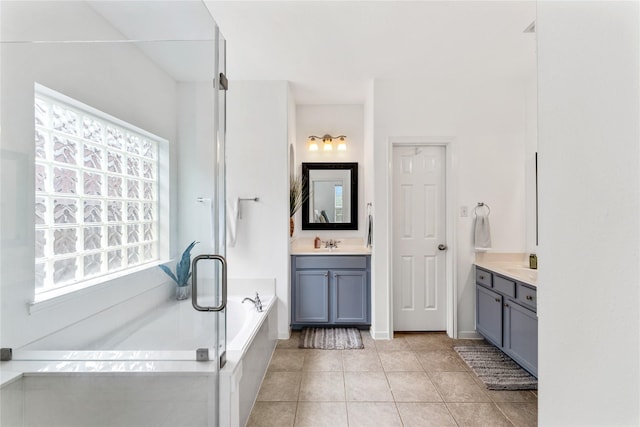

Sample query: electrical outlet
[460,206,469,217]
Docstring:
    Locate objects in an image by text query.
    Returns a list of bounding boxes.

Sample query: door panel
[504,301,538,376]
[332,270,368,323]
[294,270,329,323]
[393,145,446,331]
[476,285,503,346]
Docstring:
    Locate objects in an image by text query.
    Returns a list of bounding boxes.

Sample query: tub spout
[242,293,263,312]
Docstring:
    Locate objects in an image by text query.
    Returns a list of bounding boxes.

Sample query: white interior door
[392,145,447,331]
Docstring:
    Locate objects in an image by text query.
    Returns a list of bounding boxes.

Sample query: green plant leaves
[159,240,198,287]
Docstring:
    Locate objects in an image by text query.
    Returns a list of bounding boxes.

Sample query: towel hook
[474,202,491,216]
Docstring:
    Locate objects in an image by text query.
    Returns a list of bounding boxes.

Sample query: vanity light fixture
[307,134,347,152]
[308,136,319,151]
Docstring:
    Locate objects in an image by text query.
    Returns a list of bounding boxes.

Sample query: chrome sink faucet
[325,239,340,249]
[242,292,263,312]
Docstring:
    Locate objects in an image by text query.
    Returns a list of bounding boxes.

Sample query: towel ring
[474,202,491,216]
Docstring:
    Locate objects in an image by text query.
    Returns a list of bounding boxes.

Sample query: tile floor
[246,331,537,427]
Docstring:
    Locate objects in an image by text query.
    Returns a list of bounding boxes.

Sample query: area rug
[453,345,537,390]
[299,327,364,350]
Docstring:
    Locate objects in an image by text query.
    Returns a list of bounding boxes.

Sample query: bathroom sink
[504,267,538,282]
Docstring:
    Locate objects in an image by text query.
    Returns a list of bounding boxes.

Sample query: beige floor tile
[497,402,538,427]
[403,333,455,351]
[268,349,306,372]
[374,337,411,351]
[299,371,345,401]
[429,372,491,403]
[396,402,457,426]
[302,350,343,371]
[346,402,403,427]
[446,402,513,426]
[294,402,348,427]
[246,402,297,427]
[378,351,423,371]
[416,350,469,372]
[344,371,393,402]
[386,371,442,402]
[342,349,382,372]
[487,389,538,403]
[360,330,376,347]
[277,331,302,349]
[257,371,302,402]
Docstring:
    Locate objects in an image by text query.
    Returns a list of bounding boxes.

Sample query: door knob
[438,244,448,251]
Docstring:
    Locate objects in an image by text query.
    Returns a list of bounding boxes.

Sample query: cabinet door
[294,270,330,323]
[476,285,503,346]
[332,270,368,324]
[503,301,538,377]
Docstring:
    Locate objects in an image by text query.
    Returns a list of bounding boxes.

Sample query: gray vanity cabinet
[476,285,503,346]
[475,267,538,377]
[291,255,371,329]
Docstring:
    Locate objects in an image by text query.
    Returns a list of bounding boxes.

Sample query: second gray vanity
[475,255,538,377]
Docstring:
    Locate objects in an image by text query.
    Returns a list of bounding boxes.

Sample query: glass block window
[34,85,160,296]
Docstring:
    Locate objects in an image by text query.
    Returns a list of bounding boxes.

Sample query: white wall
[176,82,217,256]
[537,2,640,425]
[0,1,178,349]
[371,74,530,338]
[294,105,365,239]
[226,80,290,338]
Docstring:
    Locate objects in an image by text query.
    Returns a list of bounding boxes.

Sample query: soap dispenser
[314,235,321,249]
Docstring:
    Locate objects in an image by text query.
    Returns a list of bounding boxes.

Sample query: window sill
[29,260,170,314]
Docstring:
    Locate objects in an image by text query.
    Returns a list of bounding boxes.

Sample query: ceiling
[84,1,536,105]
[204,1,537,104]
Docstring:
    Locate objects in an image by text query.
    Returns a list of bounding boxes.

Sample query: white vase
[176,285,190,300]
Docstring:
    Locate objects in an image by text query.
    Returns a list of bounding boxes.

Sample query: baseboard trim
[370,328,390,340]
[458,330,483,340]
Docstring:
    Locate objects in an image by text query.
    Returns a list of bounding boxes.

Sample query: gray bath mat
[299,327,364,350]
[454,345,537,390]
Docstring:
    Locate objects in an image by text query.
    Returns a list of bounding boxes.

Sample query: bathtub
[1,279,278,427]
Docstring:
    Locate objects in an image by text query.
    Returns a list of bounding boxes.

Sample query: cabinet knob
[495,298,500,302]
[480,275,485,280]
[526,295,533,300]
[504,303,509,307]
[324,272,328,277]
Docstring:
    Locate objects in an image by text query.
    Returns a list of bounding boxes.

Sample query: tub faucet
[242,292,263,312]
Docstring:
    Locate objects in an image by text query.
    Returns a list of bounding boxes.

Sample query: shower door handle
[192,254,227,312]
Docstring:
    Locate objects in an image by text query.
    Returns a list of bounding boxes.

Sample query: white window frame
[34,83,168,303]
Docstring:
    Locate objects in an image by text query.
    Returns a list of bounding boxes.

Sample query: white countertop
[474,252,538,287]
[290,237,371,256]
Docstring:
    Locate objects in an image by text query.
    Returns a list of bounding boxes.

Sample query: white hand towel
[226,197,239,248]
[474,213,492,251]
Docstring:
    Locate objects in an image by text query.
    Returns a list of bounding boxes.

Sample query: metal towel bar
[474,202,491,216]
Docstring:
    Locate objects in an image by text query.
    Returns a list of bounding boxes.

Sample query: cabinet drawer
[475,268,492,287]
[295,256,367,270]
[516,283,537,310]
[494,275,516,298]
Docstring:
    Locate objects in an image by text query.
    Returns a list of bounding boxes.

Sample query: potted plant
[159,241,198,300]
[290,174,308,237]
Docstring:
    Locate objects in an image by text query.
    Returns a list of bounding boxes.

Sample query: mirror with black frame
[302,162,358,230]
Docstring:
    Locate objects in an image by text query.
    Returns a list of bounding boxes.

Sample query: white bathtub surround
[474,252,537,287]
[1,279,278,427]
[290,237,372,255]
